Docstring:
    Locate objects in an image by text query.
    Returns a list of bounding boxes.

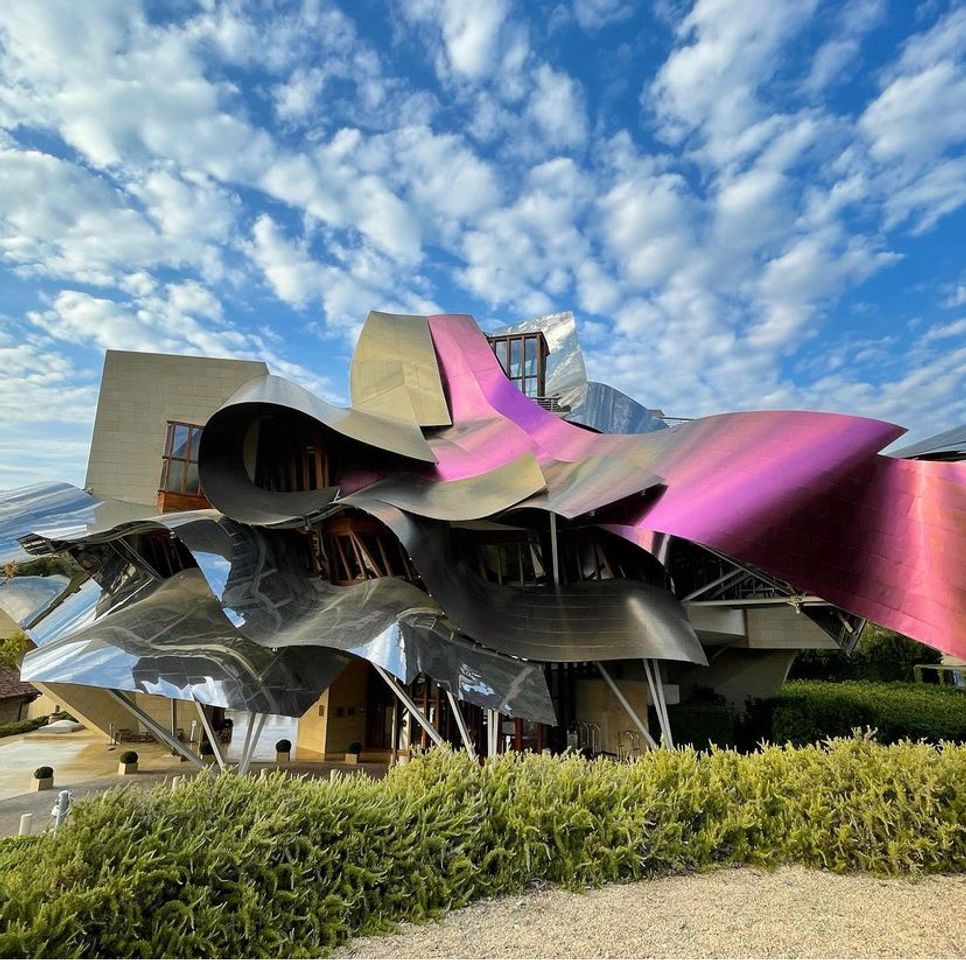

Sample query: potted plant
[345,740,362,764]
[275,738,292,763]
[118,750,138,775]
[33,766,54,791]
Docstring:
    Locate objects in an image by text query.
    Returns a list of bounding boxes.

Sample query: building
[0,311,963,765]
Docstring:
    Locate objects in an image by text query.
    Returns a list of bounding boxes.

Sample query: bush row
[0,716,47,741]
[668,681,966,751]
[1,738,964,958]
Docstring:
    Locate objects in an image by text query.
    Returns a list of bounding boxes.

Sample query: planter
[276,751,291,763]
[344,752,360,765]
[33,776,53,792]
[118,761,138,776]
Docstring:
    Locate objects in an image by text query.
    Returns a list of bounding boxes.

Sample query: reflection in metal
[351,311,452,427]
[343,495,706,666]
[489,312,668,434]
[890,423,966,461]
[358,453,547,521]
[0,574,71,628]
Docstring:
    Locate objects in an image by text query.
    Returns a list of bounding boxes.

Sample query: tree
[0,629,30,672]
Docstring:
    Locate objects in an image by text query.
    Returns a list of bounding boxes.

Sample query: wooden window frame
[487,332,549,398]
[158,421,203,496]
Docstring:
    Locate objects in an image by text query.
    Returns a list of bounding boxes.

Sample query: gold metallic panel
[361,453,547,521]
[350,311,452,427]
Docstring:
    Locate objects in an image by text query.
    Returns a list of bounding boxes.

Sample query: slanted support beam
[374,666,444,747]
[642,659,674,748]
[193,698,228,771]
[106,690,205,769]
[444,690,476,759]
[237,713,267,776]
[594,662,659,750]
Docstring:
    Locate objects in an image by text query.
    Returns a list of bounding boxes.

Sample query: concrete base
[276,751,290,763]
[118,763,138,776]
[32,778,53,791]
[344,753,359,765]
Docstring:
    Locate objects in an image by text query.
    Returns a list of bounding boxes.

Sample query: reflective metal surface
[21,569,350,717]
[890,423,966,460]
[351,311,452,427]
[490,311,668,434]
[427,312,966,661]
[342,494,707,665]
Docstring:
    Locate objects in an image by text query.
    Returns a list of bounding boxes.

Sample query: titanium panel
[342,495,707,665]
[890,423,966,460]
[358,453,547,521]
[20,569,350,717]
[350,311,452,427]
[427,312,966,661]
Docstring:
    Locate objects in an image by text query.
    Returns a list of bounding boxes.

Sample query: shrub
[199,741,214,756]
[788,624,941,683]
[275,738,291,753]
[666,699,737,750]
[119,751,139,764]
[767,681,966,746]
[0,717,47,740]
[0,740,963,958]
[346,741,362,754]
[32,766,52,780]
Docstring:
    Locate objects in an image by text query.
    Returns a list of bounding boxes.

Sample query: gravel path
[335,867,966,959]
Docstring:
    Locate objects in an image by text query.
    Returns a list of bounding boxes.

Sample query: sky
[0,0,964,490]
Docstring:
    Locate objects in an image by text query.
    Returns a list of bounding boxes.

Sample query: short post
[18,813,33,836]
[171,776,182,791]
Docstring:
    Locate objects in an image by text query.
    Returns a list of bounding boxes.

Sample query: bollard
[51,789,71,833]
[18,813,33,836]
[171,775,182,790]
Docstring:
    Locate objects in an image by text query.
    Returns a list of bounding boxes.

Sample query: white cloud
[399,0,512,80]
[527,65,588,148]
[648,0,819,163]
[572,0,633,31]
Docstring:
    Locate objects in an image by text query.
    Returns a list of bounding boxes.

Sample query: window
[486,332,549,398]
[159,421,203,495]
[456,528,547,587]
[251,411,334,493]
[314,513,419,586]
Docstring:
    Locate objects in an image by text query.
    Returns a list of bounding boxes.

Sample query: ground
[0,713,385,835]
[335,867,966,959]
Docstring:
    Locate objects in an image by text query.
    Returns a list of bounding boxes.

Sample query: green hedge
[1,739,964,958]
[0,716,47,740]
[765,681,966,746]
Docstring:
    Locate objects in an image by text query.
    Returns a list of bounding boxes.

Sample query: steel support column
[106,691,205,769]
[444,689,476,759]
[595,661,659,750]
[373,665,444,746]
[193,698,228,771]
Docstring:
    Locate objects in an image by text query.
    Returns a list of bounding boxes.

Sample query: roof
[890,423,966,460]
[0,664,36,702]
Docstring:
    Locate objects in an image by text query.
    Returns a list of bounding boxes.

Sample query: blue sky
[0,0,964,489]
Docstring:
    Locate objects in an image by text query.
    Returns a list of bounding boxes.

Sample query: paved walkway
[0,716,387,835]
[336,867,966,959]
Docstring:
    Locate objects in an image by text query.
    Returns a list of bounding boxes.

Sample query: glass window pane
[171,423,191,459]
[185,461,200,494]
[495,340,509,374]
[524,377,539,397]
[158,460,169,490]
[189,427,201,462]
[166,459,186,493]
[524,336,537,375]
[509,338,522,378]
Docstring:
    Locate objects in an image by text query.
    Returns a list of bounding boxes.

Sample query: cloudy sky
[1,0,964,489]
